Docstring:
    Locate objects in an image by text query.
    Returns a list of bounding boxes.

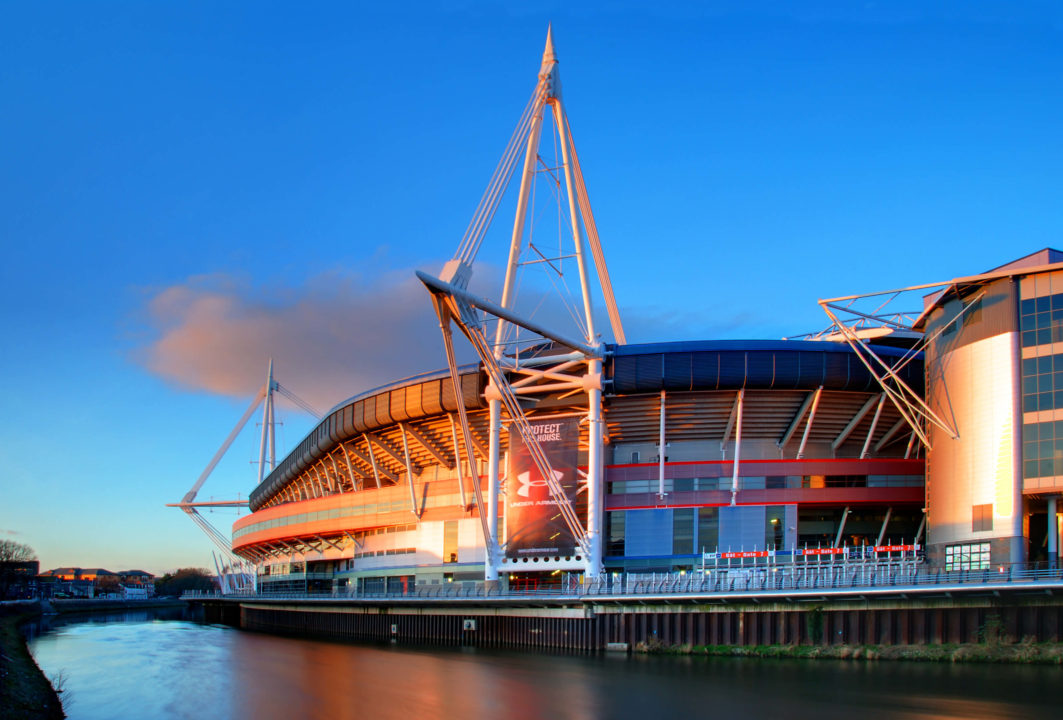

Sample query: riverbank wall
[198,588,1063,653]
[48,598,186,614]
[0,601,64,720]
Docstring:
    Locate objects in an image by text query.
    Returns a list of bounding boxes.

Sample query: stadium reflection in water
[28,613,1058,720]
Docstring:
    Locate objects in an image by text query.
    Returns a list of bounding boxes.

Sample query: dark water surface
[26,610,1060,720]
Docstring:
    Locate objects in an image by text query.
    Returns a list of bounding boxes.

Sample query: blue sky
[2,2,1061,574]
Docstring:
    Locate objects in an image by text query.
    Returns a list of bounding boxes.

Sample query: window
[697,507,719,552]
[945,542,990,571]
[1022,421,1063,479]
[672,509,694,555]
[630,451,640,464]
[1020,291,1063,347]
[606,511,625,557]
[972,504,993,532]
[443,520,458,563]
[764,506,784,549]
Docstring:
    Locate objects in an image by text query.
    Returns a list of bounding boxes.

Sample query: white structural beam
[818,296,972,448]
[779,388,819,451]
[427,289,591,558]
[832,394,882,452]
[721,390,741,456]
[417,271,598,358]
[860,393,887,459]
[256,359,275,486]
[729,389,745,507]
[658,390,667,498]
[876,507,893,547]
[402,422,454,469]
[486,399,501,581]
[399,424,422,518]
[361,435,385,486]
[183,385,266,503]
[564,114,625,344]
[448,414,469,508]
[420,29,620,579]
[797,387,823,459]
[351,440,395,484]
[365,432,418,475]
[873,417,908,453]
[833,507,851,548]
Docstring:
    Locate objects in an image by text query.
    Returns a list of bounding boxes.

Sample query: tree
[154,568,217,597]
[0,540,38,598]
[0,539,36,563]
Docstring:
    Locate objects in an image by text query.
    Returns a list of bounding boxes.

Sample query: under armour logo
[516,470,565,498]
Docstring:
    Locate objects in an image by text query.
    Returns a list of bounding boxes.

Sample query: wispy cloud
[136,268,481,413]
[135,264,757,414]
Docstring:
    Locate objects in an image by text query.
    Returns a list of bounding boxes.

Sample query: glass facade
[1022,420,1063,479]
[607,474,922,494]
[1021,355,1063,413]
[1020,293,1063,348]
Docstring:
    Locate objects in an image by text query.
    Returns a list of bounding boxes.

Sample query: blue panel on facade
[625,509,673,557]
[718,506,765,550]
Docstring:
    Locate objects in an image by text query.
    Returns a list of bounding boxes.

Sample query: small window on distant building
[972,504,993,532]
[631,451,640,464]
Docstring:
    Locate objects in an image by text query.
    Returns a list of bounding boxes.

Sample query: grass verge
[0,603,65,720]
[633,638,1063,664]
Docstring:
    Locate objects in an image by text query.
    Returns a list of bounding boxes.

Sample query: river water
[25,609,1059,720]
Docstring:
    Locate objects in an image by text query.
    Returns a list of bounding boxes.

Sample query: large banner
[505,418,583,559]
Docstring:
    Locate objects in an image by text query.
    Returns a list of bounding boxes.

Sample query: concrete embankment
[196,591,1063,659]
[49,598,186,614]
[0,601,64,720]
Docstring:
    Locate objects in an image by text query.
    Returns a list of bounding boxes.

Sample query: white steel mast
[421,27,622,580]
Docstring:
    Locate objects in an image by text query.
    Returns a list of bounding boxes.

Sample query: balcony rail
[185,562,1063,602]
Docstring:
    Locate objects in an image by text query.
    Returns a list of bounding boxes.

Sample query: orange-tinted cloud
[137,269,479,413]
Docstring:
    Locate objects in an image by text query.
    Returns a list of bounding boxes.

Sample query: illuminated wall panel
[925,279,1023,564]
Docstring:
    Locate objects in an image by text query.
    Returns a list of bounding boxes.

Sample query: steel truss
[418,28,621,580]
[816,281,989,450]
[169,359,321,593]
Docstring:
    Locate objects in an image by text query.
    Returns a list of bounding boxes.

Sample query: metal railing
[184,562,1063,602]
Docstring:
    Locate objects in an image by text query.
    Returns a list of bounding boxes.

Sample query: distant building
[1,560,40,599]
[37,567,155,599]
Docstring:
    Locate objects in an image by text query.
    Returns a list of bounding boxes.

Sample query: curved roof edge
[609,339,915,358]
[250,339,923,511]
[250,365,486,510]
[608,339,922,395]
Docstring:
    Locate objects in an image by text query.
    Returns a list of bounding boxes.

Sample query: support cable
[436,291,590,553]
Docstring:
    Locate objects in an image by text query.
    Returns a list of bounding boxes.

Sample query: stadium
[199,33,1062,594]
[232,339,928,594]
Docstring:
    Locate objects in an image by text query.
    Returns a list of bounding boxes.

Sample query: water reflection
[27,612,1059,720]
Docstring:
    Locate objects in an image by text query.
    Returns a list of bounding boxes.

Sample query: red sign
[872,544,917,553]
[720,550,771,559]
[801,548,845,556]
